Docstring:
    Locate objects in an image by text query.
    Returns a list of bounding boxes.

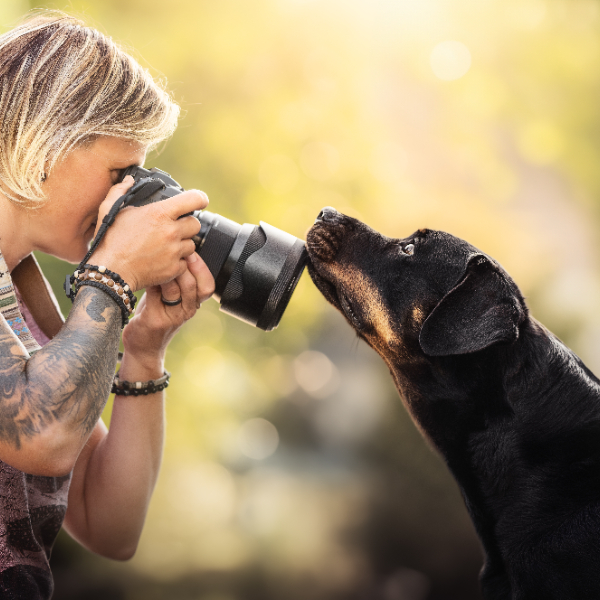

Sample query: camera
[120,166,308,331]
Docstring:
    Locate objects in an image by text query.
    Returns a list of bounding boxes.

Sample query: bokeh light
[293,350,340,398]
[238,418,280,460]
[430,41,472,81]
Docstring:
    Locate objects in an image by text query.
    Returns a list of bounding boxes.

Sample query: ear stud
[404,244,415,256]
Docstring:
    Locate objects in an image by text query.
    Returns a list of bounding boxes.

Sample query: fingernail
[186,252,198,263]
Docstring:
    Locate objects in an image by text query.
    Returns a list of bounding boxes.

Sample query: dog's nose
[316,206,339,223]
[308,206,346,263]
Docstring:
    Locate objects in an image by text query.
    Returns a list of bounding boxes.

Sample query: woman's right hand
[90,175,209,292]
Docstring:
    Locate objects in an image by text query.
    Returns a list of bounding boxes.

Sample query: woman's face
[32,136,147,263]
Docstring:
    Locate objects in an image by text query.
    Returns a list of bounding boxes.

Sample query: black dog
[306,207,600,600]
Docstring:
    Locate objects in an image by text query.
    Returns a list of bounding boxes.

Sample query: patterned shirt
[0,253,43,355]
[0,250,71,600]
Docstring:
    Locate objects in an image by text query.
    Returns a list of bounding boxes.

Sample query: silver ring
[161,296,183,306]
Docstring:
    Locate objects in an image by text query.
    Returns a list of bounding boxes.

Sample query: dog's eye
[403,244,415,256]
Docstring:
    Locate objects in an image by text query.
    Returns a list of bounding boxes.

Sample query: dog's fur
[306,207,600,600]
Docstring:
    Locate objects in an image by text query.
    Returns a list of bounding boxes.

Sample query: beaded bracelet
[112,370,171,396]
[77,265,136,309]
[66,265,137,328]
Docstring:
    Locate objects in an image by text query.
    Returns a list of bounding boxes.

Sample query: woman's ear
[419,255,525,357]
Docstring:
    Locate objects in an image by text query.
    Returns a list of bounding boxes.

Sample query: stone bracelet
[112,370,171,396]
[67,264,137,328]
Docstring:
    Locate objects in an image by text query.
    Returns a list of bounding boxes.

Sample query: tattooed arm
[63,254,214,560]
[0,285,121,476]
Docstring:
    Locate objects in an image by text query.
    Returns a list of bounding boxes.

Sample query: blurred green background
[3,0,600,598]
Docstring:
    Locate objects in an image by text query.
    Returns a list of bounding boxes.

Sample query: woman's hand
[91,176,209,292]
[120,252,215,373]
[63,254,214,560]
[62,256,215,559]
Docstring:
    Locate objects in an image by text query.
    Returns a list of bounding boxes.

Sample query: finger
[160,279,182,304]
[106,175,136,204]
[176,267,200,317]
[95,176,136,235]
[141,285,162,311]
[135,285,168,320]
[134,291,147,313]
[99,175,135,216]
[163,189,209,220]
[176,214,202,239]
[180,239,197,259]
[186,253,215,307]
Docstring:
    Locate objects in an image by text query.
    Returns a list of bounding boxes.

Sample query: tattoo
[86,292,108,323]
[0,286,121,449]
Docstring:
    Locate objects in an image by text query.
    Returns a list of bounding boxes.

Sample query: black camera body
[121,166,308,331]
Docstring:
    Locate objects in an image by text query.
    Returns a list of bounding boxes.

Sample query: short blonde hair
[0,10,180,206]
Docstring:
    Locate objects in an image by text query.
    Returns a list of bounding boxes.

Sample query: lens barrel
[121,166,307,330]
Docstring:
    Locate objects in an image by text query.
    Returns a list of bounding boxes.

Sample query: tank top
[0,249,71,600]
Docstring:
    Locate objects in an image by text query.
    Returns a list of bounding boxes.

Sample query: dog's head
[306,208,527,362]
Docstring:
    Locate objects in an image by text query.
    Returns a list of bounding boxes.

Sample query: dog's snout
[316,206,340,223]
[307,206,347,264]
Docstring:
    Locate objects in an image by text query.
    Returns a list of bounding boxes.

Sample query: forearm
[63,257,213,558]
[65,352,165,559]
[0,285,121,475]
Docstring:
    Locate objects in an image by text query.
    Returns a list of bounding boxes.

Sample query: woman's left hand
[121,252,215,369]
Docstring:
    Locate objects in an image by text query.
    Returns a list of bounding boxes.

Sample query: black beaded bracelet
[65,264,137,328]
[112,371,171,396]
[78,264,136,299]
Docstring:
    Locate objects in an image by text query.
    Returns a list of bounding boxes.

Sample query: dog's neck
[383,316,600,466]
[383,316,600,537]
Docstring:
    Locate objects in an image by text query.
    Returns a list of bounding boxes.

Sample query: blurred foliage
[3,0,600,598]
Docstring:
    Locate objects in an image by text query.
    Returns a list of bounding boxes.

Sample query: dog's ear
[419,255,524,357]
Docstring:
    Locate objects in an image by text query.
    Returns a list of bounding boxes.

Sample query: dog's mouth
[307,262,364,331]
[337,287,363,330]
[306,206,366,331]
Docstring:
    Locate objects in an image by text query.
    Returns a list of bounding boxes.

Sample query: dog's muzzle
[307,207,347,263]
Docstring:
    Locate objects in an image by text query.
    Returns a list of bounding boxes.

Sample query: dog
[306,207,600,600]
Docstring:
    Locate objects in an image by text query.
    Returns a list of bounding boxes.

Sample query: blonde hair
[0,10,180,206]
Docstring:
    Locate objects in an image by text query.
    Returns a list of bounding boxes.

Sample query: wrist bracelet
[112,370,171,396]
[65,265,137,328]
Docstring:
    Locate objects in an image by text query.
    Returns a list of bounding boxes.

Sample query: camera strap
[64,177,165,300]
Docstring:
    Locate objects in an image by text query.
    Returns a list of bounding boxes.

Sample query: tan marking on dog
[410,306,426,327]
[327,264,398,346]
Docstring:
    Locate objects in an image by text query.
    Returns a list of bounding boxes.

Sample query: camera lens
[193,211,308,331]
[120,166,307,331]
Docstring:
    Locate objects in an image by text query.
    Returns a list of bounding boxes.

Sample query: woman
[0,11,215,599]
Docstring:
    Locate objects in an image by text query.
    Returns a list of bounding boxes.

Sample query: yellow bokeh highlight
[517,120,564,165]
[430,41,472,81]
